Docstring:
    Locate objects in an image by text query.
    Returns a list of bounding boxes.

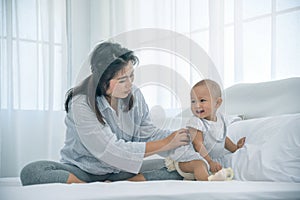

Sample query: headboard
[223,77,300,119]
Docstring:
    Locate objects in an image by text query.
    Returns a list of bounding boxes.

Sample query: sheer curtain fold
[93,0,300,107]
[1,0,300,177]
[0,0,67,177]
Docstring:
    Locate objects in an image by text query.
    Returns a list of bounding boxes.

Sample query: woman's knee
[20,160,66,186]
[20,160,45,186]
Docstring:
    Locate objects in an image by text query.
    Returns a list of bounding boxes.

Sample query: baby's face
[190,85,220,121]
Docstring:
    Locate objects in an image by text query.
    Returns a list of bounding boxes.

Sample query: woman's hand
[163,128,190,151]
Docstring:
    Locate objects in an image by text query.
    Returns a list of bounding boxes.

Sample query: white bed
[1,77,300,200]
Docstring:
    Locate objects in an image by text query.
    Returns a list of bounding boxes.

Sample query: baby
[166,79,246,181]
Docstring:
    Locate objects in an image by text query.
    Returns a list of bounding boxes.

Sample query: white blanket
[223,113,300,182]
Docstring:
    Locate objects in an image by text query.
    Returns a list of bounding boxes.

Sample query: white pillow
[223,77,300,119]
[224,113,300,182]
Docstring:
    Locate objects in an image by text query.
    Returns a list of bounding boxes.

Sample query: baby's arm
[189,128,222,172]
[225,136,246,153]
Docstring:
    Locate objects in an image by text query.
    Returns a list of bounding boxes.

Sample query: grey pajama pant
[20,159,183,186]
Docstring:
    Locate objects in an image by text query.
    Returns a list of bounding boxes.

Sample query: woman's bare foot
[127,174,146,181]
[67,173,86,183]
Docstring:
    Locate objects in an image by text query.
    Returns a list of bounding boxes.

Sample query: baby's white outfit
[165,113,230,180]
[187,113,229,160]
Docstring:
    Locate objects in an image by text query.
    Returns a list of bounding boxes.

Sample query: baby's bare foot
[208,168,234,181]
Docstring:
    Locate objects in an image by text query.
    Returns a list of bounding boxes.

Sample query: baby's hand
[237,137,246,149]
[209,161,222,173]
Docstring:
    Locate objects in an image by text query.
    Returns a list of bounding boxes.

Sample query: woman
[20,42,189,185]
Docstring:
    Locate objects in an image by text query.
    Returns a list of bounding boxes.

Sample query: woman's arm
[145,129,190,157]
[134,89,191,157]
[70,95,189,174]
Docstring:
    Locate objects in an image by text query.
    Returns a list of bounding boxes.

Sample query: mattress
[1,178,300,200]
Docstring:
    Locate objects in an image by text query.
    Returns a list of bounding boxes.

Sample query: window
[0,0,67,111]
[224,0,300,87]
[96,0,300,113]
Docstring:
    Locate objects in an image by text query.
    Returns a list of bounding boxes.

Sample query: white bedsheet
[1,178,300,200]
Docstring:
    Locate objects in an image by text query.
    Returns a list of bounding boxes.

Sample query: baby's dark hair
[192,79,222,99]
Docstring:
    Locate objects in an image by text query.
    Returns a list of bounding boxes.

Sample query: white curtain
[1,0,300,177]
[90,0,300,115]
[0,0,67,177]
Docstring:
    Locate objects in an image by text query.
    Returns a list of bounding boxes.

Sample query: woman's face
[106,62,134,99]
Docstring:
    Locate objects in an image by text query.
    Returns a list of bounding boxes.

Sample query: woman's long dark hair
[64,42,139,124]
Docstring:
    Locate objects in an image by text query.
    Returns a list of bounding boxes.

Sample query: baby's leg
[179,160,209,181]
